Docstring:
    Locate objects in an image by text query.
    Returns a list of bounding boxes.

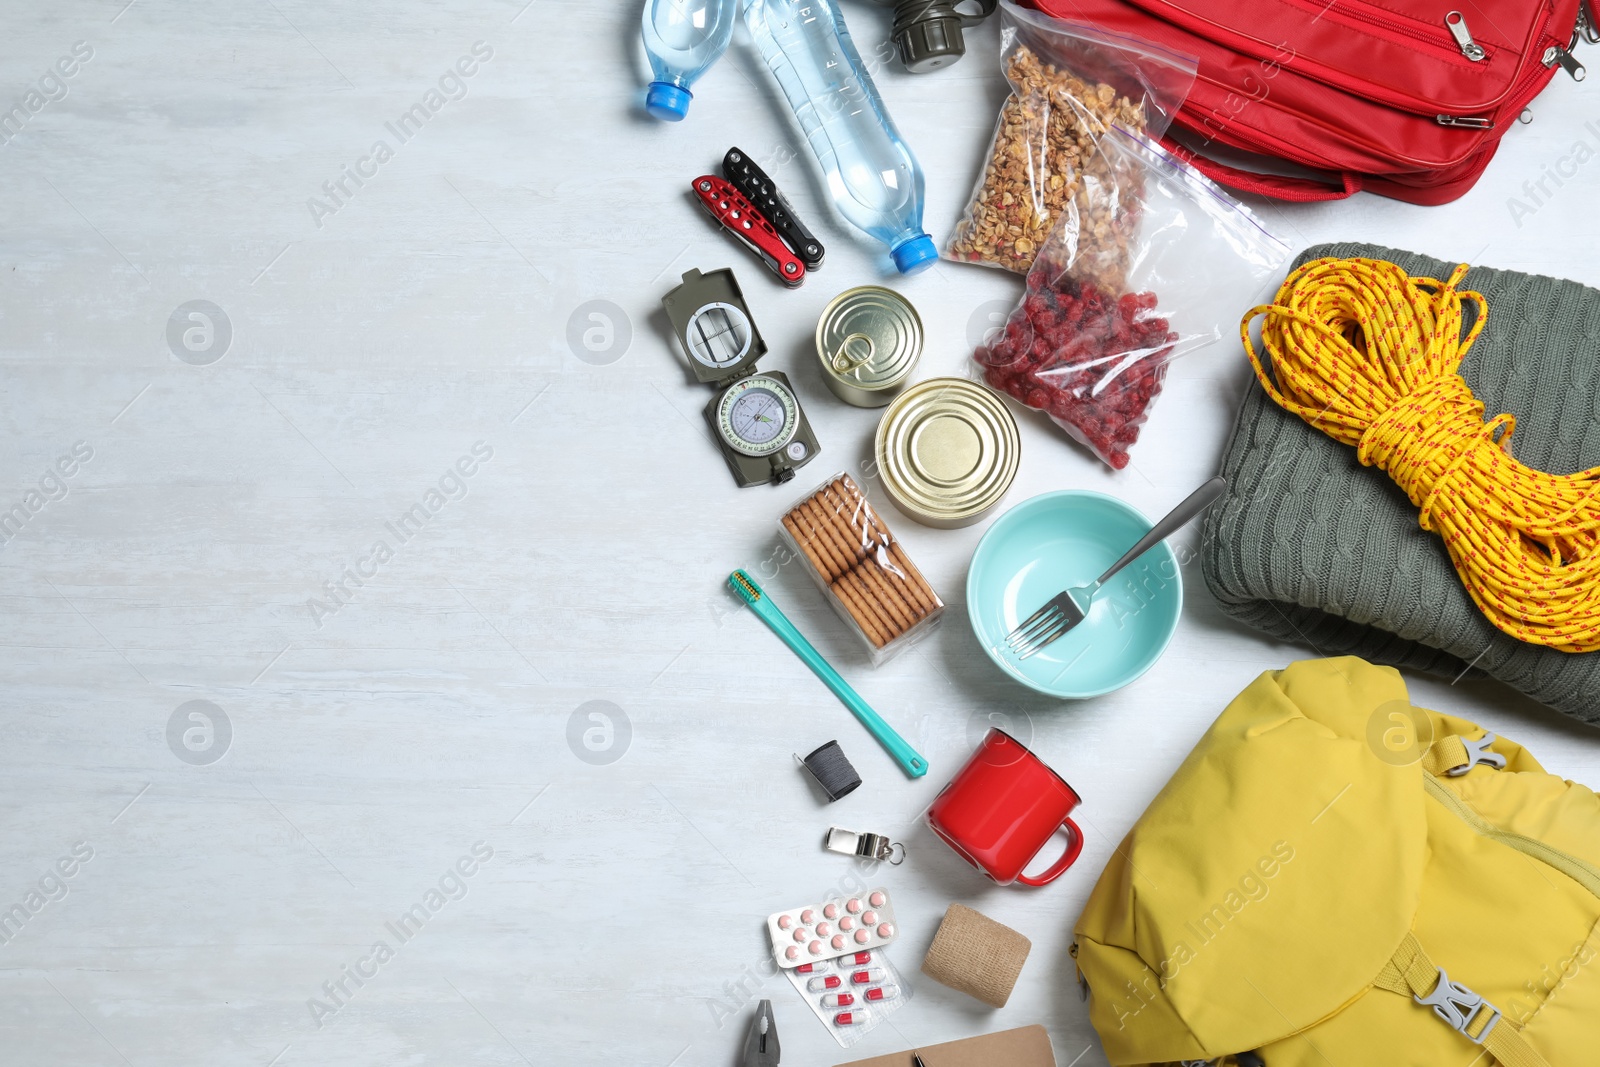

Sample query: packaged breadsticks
[779,473,944,665]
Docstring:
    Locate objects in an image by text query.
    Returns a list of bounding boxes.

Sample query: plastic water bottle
[743,0,937,274]
[641,0,737,122]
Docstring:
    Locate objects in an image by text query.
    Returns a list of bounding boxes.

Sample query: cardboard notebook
[832,1024,1056,1067]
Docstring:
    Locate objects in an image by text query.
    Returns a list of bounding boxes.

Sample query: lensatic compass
[661,267,820,486]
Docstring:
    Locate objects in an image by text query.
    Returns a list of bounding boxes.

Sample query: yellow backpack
[1073,658,1600,1066]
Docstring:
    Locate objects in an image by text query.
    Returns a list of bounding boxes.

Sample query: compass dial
[716,375,799,457]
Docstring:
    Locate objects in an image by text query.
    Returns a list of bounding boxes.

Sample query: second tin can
[875,377,1019,529]
[815,286,923,407]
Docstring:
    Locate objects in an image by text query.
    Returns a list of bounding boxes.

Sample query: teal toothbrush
[730,569,927,779]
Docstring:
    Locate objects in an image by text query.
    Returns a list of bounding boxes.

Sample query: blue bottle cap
[645,82,692,122]
[891,234,939,275]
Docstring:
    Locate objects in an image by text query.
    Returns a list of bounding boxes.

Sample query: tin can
[815,286,923,407]
[875,377,1020,529]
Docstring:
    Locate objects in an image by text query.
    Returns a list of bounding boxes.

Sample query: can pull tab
[830,333,876,375]
[824,826,906,864]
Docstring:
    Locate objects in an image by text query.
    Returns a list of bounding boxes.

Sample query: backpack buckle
[1446,731,1508,777]
[1416,967,1502,1044]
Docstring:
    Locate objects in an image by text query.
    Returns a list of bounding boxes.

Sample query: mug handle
[1016,816,1084,887]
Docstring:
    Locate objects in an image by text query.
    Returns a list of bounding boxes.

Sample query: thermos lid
[875,377,1019,528]
[887,0,996,74]
[816,286,923,407]
[895,15,967,73]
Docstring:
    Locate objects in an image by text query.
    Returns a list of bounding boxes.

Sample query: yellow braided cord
[1240,256,1600,653]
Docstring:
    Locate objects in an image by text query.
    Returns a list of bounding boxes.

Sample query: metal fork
[1006,477,1227,659]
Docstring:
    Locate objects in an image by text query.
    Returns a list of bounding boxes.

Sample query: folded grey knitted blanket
[1201,242,1600,726]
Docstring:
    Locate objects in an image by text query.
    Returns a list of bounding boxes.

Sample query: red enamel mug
[926,728,1084,887]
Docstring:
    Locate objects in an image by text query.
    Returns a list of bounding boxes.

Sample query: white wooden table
[3,2,1598,1064]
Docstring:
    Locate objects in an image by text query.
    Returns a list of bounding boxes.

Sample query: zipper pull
[1543,43,1588,80]
[1436,114,1494,128]
[1445,11,1487,61]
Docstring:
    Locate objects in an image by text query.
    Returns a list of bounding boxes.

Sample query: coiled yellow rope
[1240,256,1600,653]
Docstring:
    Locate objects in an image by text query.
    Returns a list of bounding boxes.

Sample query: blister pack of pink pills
[782,949,911,1048]
[765,887,897,968]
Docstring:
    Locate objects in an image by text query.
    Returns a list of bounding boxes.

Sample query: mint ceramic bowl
[966,491,1182,698]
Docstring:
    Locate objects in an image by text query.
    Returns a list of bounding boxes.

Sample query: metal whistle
[824,826,905,865]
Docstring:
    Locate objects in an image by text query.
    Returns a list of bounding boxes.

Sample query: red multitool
[691,175,806,288]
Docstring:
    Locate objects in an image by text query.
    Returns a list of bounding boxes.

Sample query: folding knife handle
[692,175,806,288]
[722,147,825,271]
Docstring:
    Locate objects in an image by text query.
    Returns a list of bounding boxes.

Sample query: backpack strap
[1159,135,1365,203]
[1422,731,1508,777]
[1376,933,1551,1067]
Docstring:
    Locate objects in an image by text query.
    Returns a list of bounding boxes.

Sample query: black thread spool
[799,740,862,802]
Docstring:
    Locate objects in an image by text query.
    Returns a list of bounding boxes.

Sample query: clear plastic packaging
[778,473,943,664]
[944,0,1196,274]
[975,127,1290,469]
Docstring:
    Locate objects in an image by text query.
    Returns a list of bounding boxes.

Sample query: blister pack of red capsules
[784,949,910,1048]
[975,126,1288,469]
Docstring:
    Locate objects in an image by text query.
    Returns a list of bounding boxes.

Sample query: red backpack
[1029,0,1592,204]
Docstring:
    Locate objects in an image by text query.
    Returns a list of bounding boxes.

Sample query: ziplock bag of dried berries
[944,0,1195,274]
[975,126,1289,470]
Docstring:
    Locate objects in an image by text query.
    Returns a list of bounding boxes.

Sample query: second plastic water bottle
[641,0,737,122]
[744,0,937,274]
